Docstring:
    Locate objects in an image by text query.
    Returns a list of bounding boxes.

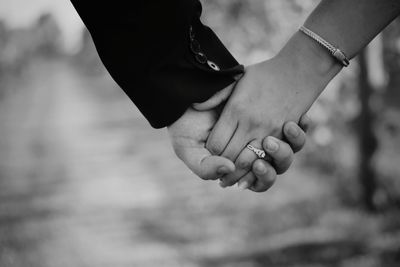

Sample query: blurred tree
[202,0,315,63]
[0,20,8,75]
[380,18,400,207]
[356,50,378,211]
[383,19,400,110]
[0,22,32,82]
[35,13,62,56]
[73,28,105,75]
[0,20,7,46]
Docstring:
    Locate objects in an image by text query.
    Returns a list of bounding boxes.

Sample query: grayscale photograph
[0,0,399,266]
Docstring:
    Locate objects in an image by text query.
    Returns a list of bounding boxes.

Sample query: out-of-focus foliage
[0,14,61,77]
[203,0,318,63]
[73,29,105,75]
[0,2,399,267]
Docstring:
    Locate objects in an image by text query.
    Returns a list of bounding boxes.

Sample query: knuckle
[260,181,274,192]
[292,143,304,154]
[229,102,246,115]
[193,170,206,180]
[280,152,294,164]
[270,141,288,156]
[248,118,263,129]
[172,146,185,160]
[252,183,270,193]
[222,178,237,187]
[252,188,266,193]
[296,139,307,152]
[300,115,312,130]
[293,135,306,147]
[268,119,284,136]
[198,175,208,181]
[263,168,277,185]
[237,159,252,170]
[259,122,281,139]
[276,166,287,175]
[276,160,291,174]
[270,126,282,138]
[207,142,224,155]
[198,171,212,181]
[296,125,306,135]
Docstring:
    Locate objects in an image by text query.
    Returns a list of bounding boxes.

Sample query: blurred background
[0,0,399,266]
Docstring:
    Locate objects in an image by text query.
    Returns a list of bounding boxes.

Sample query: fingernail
[219,180,227,188]
[238,181,249,191]
[217,166,229,175]
[266,138,279,153]
[287,125,299,138]
[255,163,267,174]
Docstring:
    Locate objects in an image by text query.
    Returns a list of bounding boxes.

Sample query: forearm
[275,0,400,107]
[201,0,400,166]
[304,0,400,59]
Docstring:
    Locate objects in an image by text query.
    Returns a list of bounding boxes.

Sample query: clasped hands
[168,55,315,192]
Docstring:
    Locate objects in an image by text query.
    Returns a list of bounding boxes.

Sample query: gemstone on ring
[246,144,266,159]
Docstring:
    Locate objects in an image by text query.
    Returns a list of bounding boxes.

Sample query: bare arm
[201,0,400,178]
[305,0,400,59]
[282,0,400,100]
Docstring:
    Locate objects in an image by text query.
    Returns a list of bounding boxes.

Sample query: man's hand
[168,107,235,180]
[168,86,311,190]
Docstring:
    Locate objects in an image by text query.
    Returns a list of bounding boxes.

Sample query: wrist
[255,31,342,119]
[276,31,342,94]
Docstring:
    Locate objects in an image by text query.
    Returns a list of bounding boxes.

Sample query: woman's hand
[197,30,339,165]
[221,116,312,192]
[202,58,311,163]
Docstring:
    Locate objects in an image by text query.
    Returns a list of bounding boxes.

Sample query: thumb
[197,154,236,180]
[177,147,235,180]
[192,83,235,111]
[193,73,243,111]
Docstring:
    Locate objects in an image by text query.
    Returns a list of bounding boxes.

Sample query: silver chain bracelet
[299,26,350,67]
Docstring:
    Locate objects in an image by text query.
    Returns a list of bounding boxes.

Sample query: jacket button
[207,60,220,71]
[195,52,207,64]
[190,40,201,54]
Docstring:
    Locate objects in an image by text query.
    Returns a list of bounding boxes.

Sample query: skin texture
[203,0,400,175]
[194,84,311,190]
[205,55,321,170]
[168,103,310,192]
[220,117,310,190]
[193,81,310,189]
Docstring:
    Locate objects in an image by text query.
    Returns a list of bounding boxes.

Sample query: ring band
[246,144,266,159]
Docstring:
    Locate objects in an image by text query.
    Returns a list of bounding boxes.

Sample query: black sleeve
[70,0,244,128]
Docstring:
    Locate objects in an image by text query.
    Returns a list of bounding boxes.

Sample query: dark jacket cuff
[142,18,244,128]
[71,0,244,128]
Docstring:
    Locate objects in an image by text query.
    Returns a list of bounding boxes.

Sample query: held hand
[202,55,321,164]
[168,106,311,190]
[193,79,312,192]
[167,107,235,180]
[231,117,312,192]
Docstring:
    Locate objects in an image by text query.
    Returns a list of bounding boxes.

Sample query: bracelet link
[332,48,350,67]
[299,26,350,67]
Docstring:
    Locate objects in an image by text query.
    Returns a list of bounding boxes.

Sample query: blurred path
[0,58,371,267]
[0,59,187,267]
